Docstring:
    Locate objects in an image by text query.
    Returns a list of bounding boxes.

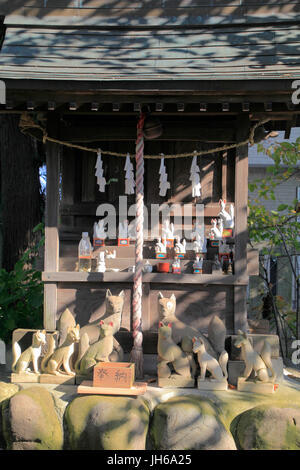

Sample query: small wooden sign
[93,362,135,389]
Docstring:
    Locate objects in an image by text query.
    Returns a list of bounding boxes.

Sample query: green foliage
[248,139,300,253]
[0,223,45,343]
[248,139,300,345]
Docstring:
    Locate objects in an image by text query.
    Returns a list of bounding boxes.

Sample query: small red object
[165,238,174,248]
[172,267,181,274]
[158,262,170,273]
[118,238,130,246]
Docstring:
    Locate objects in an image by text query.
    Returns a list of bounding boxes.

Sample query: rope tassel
[130,113,145,379]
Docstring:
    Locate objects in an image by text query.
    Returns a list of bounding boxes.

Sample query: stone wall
[1,380,300,450]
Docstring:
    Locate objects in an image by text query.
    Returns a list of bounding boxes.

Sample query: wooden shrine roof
[1,1,300,82]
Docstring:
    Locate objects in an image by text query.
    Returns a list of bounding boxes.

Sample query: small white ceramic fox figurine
[218,199,234,229]
[193,232,207,254]
[209,219,223,239]
[175,237,186,254]
[155,237,167,254]
[105,249,116,259]
[162,220,174,240]
[94,219,107,239]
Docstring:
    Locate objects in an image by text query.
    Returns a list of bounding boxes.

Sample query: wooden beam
[59,121,236,142]
[234,114,250,333]
[42,271,249,286]
[44,140,60,330]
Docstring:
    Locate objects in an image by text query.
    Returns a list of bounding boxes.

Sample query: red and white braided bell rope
[130,113,145,378]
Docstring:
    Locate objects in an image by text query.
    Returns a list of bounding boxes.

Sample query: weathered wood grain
[234,114,249,333]
[43,271,249,285]
[44,141,60,330]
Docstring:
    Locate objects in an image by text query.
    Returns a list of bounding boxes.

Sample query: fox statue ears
[158,321,172,328]
[192,336,203,344]
[106,289,124,298]
[99,320,113,326]
[158,292,176,302]
[237,329,247,338]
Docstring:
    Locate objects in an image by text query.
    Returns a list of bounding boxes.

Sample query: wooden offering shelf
[43,271,248,285]
[77,380,148,396]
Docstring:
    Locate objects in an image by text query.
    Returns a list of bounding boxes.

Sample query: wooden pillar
[44,141,60,330]
[234,114,250,333]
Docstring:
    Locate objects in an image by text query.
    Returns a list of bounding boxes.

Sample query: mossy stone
[234,404,300,450]
[64,395,150,450]
[0,382,19,449]
[0,382,19,404]
[2,386,63,450]
[150,395,236,450]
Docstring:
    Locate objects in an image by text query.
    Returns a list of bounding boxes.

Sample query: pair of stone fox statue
[157,292,229,382]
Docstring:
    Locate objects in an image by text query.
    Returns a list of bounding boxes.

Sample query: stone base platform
[237,377,277,394]
[197,378,228,391]
[11,372,75,385]
[158,375,195,388]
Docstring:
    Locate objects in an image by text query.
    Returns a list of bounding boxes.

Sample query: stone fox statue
[41,325,80,376]
[234,330,276,383]
[79,289,124,362]
[192,336,228,381]
[157,292,223,359]
[12,330,46,374]
[157,322,192,378]
[75,321,115,377]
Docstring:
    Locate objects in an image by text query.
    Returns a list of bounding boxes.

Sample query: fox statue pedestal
[237,377,276,394]
[197,378,228,391]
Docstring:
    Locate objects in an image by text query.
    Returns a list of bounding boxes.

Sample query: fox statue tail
[219,350,229,379]
[260,339,276,382]
[11,340,21,372]
[208,315,226,355]
[74,332,90,374]
[40,333,56,373]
